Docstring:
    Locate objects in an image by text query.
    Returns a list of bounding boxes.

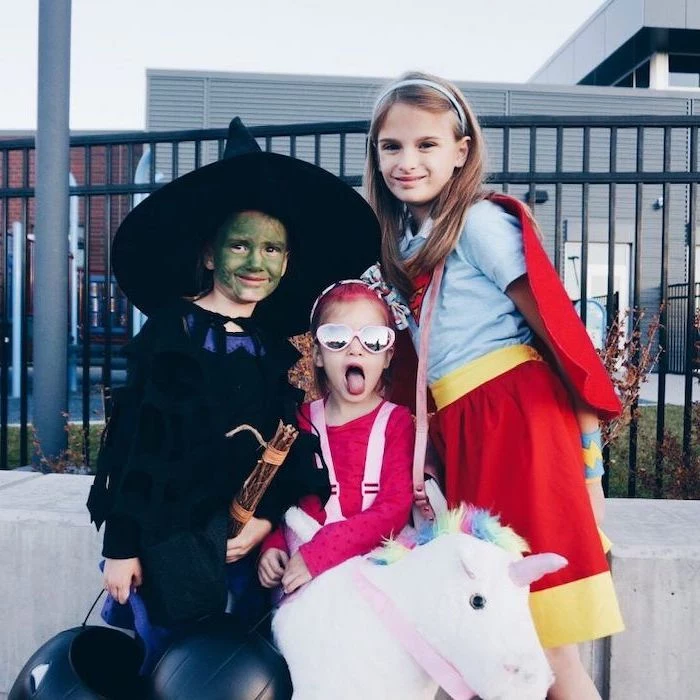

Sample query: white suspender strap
[310,399,396,522]
[309,398,343,523]
[361,401,396,511]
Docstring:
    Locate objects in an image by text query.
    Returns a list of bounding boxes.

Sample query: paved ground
[3,368,123,425]
[638,372,700,405]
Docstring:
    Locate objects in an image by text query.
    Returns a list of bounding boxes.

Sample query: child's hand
[103,557,142,604]
[281,552,312,594]
[413,484,436,522]
[226,517,272,563]
[258,548,289,588]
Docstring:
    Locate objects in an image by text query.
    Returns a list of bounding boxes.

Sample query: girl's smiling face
[206,210,288,309]
[377,103,469,225]
[313,299,393,407]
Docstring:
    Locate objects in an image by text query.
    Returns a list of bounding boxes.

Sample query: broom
[225,421,299,538]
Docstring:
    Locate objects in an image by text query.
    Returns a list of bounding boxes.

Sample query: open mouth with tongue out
[345,364,366,396]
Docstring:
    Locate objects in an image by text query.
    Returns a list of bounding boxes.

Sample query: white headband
[373,79,468,135]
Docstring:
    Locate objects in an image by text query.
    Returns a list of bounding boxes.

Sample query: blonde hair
[364,71,487,298]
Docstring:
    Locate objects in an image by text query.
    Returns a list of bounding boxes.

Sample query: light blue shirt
[400,199,533,384]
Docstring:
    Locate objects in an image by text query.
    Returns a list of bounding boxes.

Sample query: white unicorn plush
[272,505,567,700]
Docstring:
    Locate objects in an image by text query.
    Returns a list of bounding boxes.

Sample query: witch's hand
[226,517,272,563]
[258,548,289,588]
[104,557,142,604]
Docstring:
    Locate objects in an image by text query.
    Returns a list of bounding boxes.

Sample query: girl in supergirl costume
[364,73,624,700]
[86,118,381,670]
[258,281,414,594]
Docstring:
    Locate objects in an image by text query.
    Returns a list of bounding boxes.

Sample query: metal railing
[667,282,700,374]
[1,116,698,498]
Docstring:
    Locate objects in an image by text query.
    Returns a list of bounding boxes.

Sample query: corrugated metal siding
[147,70,696,322]
[206,77,380,176]
[454,87,507,116]
[207,77,379,126]
[148,75,510,179]
[508,91,690,116]
[147,77,207,130]
[148,76,209,179]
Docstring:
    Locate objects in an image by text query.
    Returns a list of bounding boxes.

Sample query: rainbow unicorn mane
[370,504,529,565]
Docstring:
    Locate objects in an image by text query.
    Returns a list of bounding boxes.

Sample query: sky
[3,0,606,131]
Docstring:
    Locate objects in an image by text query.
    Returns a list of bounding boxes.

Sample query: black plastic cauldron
[150,614,292,700]
[8,625,145,699]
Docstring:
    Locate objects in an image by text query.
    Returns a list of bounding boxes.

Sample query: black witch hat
[112,118,380,336]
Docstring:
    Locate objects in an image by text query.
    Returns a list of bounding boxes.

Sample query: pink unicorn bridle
[353,566,476,700]
[349,262,471,695]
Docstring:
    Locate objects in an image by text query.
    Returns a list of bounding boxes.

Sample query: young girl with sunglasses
[258,281,414,594]
[364,72,624,700]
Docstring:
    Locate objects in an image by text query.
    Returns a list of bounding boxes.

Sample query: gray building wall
[146,70,698,327]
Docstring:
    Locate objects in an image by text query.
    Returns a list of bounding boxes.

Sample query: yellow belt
[430,344,543,410]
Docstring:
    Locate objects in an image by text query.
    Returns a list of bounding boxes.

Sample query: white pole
[11,222,22,398]
[131,146,156,336]
[69,173,78,345]
[68,173,79,393]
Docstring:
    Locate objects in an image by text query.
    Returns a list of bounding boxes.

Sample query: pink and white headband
[373,78,468,135]
[309,278,377,325]
[309,267,409,330]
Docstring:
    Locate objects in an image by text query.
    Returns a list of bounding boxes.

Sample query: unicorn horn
[509,553,568,588]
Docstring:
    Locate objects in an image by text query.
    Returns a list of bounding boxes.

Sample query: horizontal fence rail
[1,116,698,498]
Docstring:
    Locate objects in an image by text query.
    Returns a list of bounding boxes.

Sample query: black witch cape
[87,299,329,558]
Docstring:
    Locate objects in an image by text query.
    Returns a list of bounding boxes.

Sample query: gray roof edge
[146,68,394,86]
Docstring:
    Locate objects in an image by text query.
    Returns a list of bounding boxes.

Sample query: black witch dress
[87,299,329,634]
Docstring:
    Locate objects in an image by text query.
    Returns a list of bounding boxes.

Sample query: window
[613,60,649,88]
[669,54,700,88]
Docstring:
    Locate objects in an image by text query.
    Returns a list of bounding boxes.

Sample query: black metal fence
[1,116,698,498]
[667,282,700,374]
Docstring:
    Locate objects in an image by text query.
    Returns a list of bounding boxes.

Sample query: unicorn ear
[509,553,568,588]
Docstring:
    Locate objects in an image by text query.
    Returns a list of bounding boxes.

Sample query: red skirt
[429,357,624,647]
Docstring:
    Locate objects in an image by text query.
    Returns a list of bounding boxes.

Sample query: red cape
[390,193,622,420]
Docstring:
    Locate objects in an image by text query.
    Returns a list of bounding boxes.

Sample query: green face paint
[209,210,289,310]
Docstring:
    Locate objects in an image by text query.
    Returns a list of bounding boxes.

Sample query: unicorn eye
[469,594,487,610]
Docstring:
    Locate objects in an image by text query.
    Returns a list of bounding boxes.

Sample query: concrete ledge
[0,474,105,699]
[0,471,40,492]
[605,499,700,699]
[0,477,697,699]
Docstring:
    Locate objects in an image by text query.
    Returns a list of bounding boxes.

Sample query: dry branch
[598,308,662,446]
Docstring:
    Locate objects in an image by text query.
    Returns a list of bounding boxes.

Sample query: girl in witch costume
[86,118,381,671]
[364,73,624,699]
[258,281,413,594]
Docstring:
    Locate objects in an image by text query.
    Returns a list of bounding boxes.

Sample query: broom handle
[226,424,298,538]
